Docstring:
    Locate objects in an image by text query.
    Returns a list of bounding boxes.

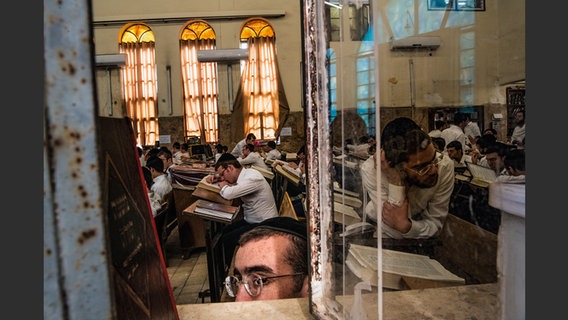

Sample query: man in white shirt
[362,117,455,239]
[463,114,481,149]
[238,143,270,170]
[207,153,278,265]
[145,155,173,203]
[231,133,256,157]
[446,140,472,168]
[509,109,525,147]
[441,112,470,153]
[263,141,282,161]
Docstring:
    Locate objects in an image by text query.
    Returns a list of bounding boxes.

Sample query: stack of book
[191,199,240,224]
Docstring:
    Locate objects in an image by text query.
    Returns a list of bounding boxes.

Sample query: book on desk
[185,199,240,224]
[273,163,301,186]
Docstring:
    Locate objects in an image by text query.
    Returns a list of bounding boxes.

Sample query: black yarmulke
[254,217,308,241]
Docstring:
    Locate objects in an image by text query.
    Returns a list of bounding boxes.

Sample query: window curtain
[180,38,219,143]
[231,36,290,141]
[120,42,159,146]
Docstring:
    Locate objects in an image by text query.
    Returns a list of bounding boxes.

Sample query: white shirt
[265,149,282,161]
[441,124,470,152]
[375,153,455,239]
[219,168,278,223]
[231,139,248,157]
[238,151,270,170]
[151,174,172,202]
[510,123,526,144]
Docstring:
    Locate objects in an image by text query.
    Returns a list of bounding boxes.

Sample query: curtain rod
[93,10,286,27]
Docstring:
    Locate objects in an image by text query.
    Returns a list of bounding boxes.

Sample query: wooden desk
[177,283,498,319]
[183,197,242,303]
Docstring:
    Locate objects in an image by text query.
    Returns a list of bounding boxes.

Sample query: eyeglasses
[224,272,303,298]
[216,167,227,178]
[405,154,444,176]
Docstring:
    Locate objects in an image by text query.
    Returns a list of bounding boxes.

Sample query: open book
[197,176,221,193]
[273,164,301,186]
[345,244,465,290]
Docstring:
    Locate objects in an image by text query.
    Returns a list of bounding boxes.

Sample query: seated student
[484,141,512,175]
[262,141,282,162]
[446,140,472,168]
[232,133,256,157]
[145,155,173,203]
[372,117,455,239]
[158,149,174,183]
[470,133,497,167]
[496,148,525,184]
[207,153,279,266]
[238,143,270,170]
[142,166,162,217]
[225,216,309,301]
[214,144,224,163]
[272,145,307,217]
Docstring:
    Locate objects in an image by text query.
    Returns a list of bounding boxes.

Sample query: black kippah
[254,217,308,241]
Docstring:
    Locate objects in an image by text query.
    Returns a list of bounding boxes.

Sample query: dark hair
[146,148,160,159]
[484,141,511,157]
[380,117,421,146]
[446,140,463,151]
[173,142,181,149]
[146,155,164,172]
[433,120,445,130]
[476,134,497,150]
[267,141,277,149]
[432,137,446,152]
[244,143,255,152]
[504,148,525,172]
[142,166,153,187]
[158,149,172,160]
[214,153,241,170]
[215,144,224,153]
[181,143,189,151]
[384,128,432,167]
[453,112,468,125]
[246,133,256,141]
[381,118,428,166]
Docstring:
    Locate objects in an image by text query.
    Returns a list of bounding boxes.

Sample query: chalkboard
[99,117,178,319]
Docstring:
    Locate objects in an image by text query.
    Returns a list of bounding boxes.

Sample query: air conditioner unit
[197,48,249,63]
[389,36,441,51]
[95,54,127,67]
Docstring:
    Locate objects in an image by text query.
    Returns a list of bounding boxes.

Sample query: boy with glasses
[224,217,308,301]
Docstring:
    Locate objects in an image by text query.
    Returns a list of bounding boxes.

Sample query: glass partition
[303,0,525,319]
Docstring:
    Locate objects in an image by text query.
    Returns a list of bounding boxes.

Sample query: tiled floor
[164,226,211,304]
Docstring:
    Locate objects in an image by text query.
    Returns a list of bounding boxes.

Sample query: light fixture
[324,1,343,9]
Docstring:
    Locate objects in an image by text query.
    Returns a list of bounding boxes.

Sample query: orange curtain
[120,42,159,146]
[232,37,289,140]
[180,38,219,143]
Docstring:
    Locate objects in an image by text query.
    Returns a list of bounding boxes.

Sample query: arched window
[119,23,159,146]
[179,20,219,143]
[232,18,289,140]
